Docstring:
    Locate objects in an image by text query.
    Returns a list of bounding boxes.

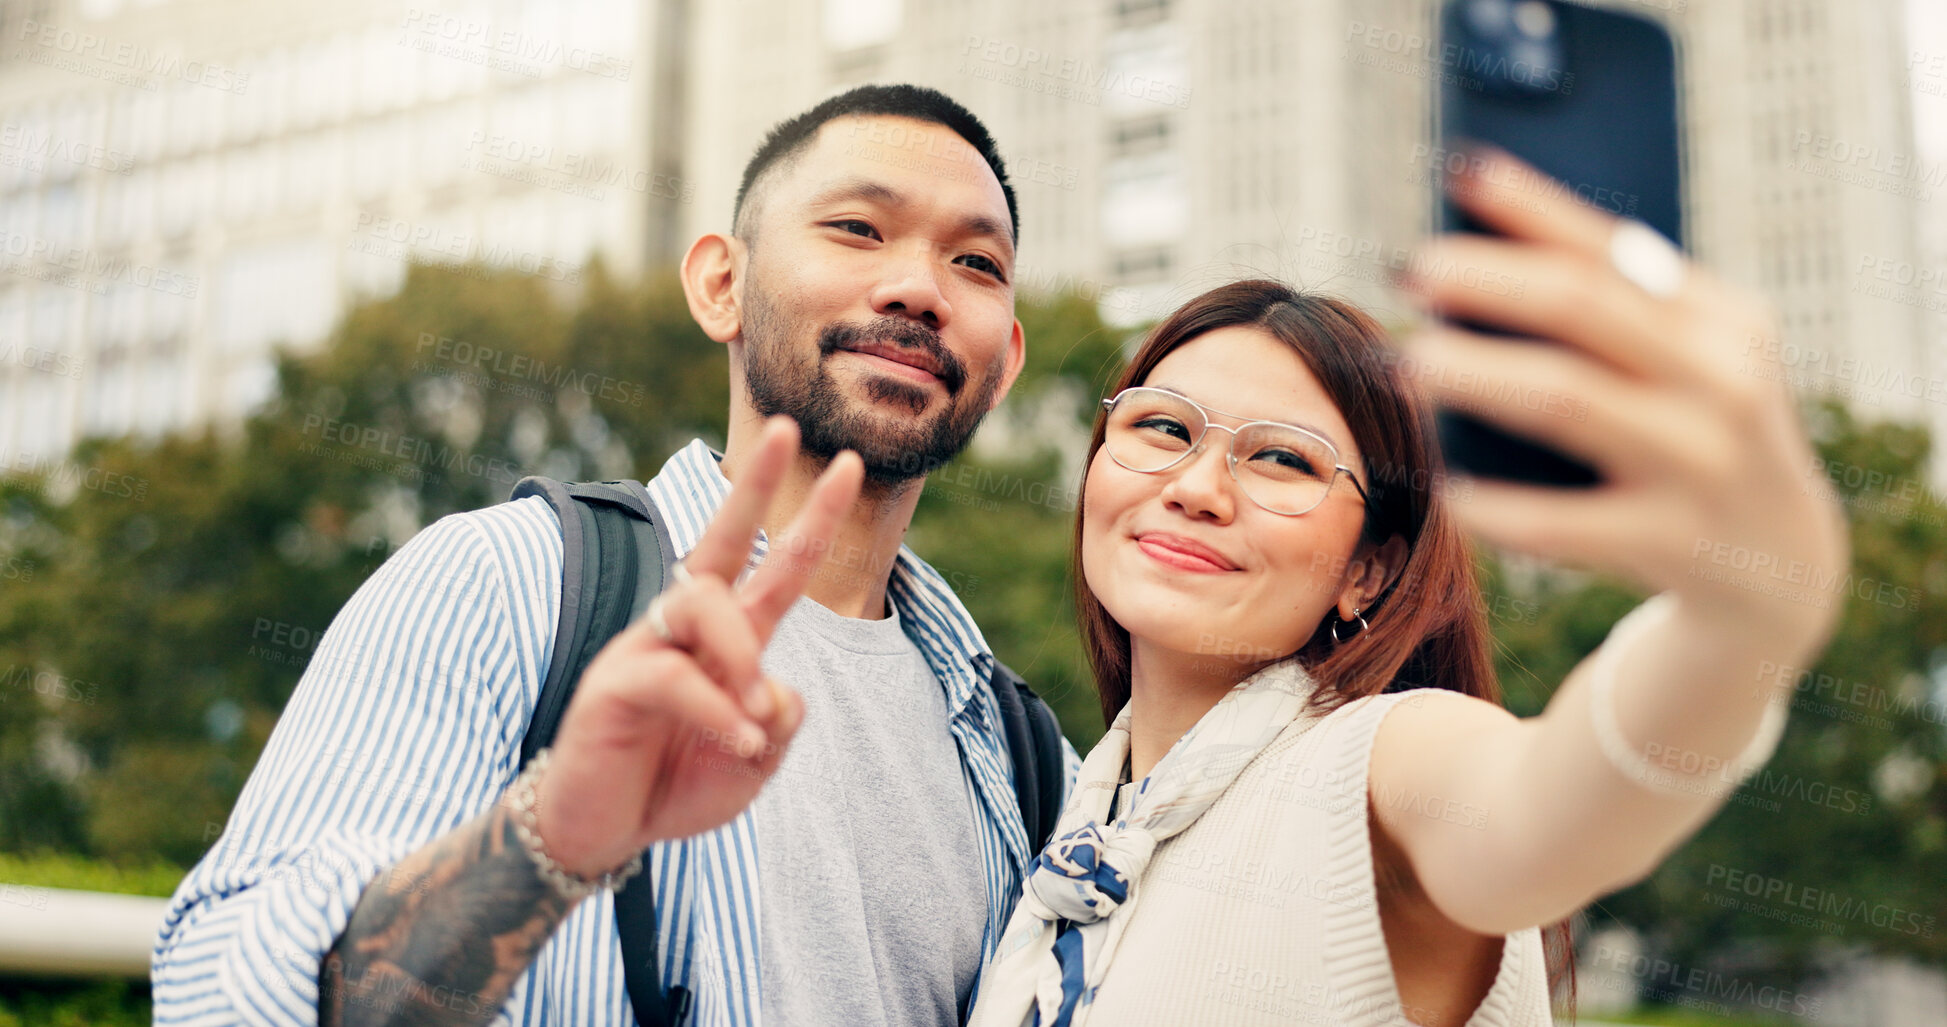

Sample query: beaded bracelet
[1586,594,1790,801]
[506,748,645,901]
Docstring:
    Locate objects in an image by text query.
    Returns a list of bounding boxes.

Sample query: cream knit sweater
[1053,691,1555,1027]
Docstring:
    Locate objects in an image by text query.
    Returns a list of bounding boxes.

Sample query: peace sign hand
[533,418,864,879]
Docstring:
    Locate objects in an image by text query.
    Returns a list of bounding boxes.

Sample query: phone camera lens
[1512,0,1556,39]
[1453,0,1567,98]
[1465,0,1512,37]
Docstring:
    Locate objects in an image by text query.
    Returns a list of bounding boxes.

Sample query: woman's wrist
[1664,583,1837,673]
[1587,594,1792,799]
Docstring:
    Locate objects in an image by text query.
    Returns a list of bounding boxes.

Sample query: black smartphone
[1432,0,1685,486]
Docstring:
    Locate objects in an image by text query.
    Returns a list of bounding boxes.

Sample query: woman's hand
[1398,148,1849,654]
[1367,154,1855,935]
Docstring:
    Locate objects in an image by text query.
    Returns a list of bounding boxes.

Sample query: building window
[222,145,271,223]
[1112,246,1173,283]
[285,131,335,212]
[1103,24,1190,115]
[83,350,132,437]
[1102,152,1187,249]
[39,185,84,249]
[822,0,901,51]
[148,286,190,353]
[214,238,336,354]
[46,100,92,184]
[31,288,76,354]
[1113,0,1171,31]
[134,343,191,436]
[1110,115,1172,158]
[158,160,197,237]
[359,25,405,116]
[15,376,71,462]
[350,117,406,201]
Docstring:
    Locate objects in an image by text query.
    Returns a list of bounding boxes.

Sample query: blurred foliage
[0,264,1125,865]
[0,980,147,1027]
[1,261,1942,1024]
[910,289,1130,751]
[0,852,179,896]
[1490,399,1947,994]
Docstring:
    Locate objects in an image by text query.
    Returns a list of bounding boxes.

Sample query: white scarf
[969,658,1319,1027]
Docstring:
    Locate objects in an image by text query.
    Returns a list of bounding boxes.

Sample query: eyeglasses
[1099,387,1371,516]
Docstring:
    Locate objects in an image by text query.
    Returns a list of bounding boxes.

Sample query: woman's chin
[1117,617,1288,670]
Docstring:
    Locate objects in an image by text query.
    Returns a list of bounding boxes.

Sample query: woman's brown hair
[1070,279,1577,1008]
[1072,279,1499,723]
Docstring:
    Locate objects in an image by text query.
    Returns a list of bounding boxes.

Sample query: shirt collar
[645,439,998,716]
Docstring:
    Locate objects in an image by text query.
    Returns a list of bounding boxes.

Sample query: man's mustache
[817,317,968,395]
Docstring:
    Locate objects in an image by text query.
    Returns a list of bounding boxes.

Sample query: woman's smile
[1132,531,1240,573]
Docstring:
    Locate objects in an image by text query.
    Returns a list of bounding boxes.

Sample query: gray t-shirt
[752,595,988,1027]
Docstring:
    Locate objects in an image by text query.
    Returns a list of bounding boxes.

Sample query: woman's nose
[1159,434,1237,521]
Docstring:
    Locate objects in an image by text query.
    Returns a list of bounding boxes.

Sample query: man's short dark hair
[731,84,1018,243]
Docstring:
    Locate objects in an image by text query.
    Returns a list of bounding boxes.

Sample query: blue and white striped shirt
[152,439,1080,1026]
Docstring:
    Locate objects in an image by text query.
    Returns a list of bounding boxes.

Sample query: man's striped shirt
[151,439,1079,1026]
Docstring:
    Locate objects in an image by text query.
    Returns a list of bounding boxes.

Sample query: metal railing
[0,884,166,978]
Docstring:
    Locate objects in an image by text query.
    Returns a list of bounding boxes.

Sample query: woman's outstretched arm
[1364,149,1849,937]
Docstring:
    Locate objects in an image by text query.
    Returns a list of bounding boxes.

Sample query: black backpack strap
[513,476,591,767]
[990,660,1067,854]
[515,478,671,763]
[510,476,688,1026]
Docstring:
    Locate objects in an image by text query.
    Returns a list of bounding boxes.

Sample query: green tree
[1489,400,1947,991]
[909,290,1132,750]
[0,264,1126,862]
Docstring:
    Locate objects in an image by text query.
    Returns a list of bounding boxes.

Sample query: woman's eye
[1133,416,1193,442]
[956,254,1005,280]
[1253,448,1321,475]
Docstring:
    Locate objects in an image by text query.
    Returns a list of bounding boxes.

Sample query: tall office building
[1919,0,1947,482]
[5,0,1941,482]
[682,0,1943,478]
[0,0,688,465]
[682,0,1428,327]
[1676,0,1945,477]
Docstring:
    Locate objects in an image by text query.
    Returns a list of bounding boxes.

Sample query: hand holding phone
[1431,0,1684,486]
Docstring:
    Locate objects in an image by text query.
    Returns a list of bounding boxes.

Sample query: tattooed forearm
[318,797,578,1026]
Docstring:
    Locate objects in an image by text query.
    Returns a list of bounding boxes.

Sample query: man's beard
[741,269,1004,489]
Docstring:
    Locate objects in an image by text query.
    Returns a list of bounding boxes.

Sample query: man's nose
[867,247,952,328]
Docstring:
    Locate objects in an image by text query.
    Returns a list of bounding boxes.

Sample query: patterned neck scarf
[969,658,1319,1027]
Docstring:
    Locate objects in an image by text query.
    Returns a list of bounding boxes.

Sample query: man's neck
[719,428,920,621]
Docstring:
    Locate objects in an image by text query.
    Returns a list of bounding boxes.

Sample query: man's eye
[827,220,878,238]
[956,254,1006,280]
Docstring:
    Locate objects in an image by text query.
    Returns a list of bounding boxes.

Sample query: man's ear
[985,318,1028,413]
[1337,534,1409,620]
[680,232,746,344]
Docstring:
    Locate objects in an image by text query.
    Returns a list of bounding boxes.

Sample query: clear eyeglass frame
[1099,387,1372,517]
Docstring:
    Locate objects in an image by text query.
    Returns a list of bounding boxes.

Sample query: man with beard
[152,85,1078,1027]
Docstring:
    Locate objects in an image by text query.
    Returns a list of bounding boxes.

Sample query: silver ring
[1608,220,1686,299]
[645,563,695,645]
[645,595,676,645]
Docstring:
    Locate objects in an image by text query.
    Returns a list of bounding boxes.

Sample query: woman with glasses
[968,153,1847,1027]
